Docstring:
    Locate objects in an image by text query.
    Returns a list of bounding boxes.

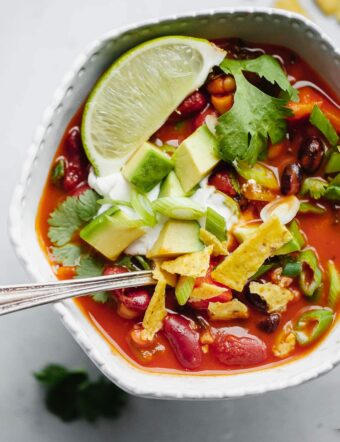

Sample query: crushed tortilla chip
[199,228,229,256]
[208,299,249,321]
[190,283,227,300]
[141,280,167,341]
[161,246,213,277]
[250,281,294,313]
[152,260,177,287]
[272,332,296,358]
[211,217,292,291]
[274,0,308,16]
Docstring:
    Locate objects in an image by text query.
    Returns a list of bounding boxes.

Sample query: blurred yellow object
[273,0,308,16]
[315,0,340,21]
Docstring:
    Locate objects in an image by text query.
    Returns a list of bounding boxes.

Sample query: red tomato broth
[36,39,340,373]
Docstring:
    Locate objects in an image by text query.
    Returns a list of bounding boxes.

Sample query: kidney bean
[212,331,267,366]
[65,126,82,156]
[258,313,281,333]
[119,289,150,312]
[103,265,128,299]
[209,168,238,197]
[163,314,202,370]
[62,165,84,192]
[298,136,325,173]
[176,91,207,117]
[244,286,267,312]
[281,163,302,195]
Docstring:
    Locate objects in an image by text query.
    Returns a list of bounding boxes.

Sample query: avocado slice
[122,142,173,192]
[159,171,184,197]
[173,125,220,193]
[147,220,203,259]
[80,207,145,260]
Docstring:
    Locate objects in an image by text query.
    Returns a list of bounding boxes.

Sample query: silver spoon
[0,270,155,315]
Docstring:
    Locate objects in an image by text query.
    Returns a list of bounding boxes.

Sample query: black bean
[258,313,281,333]
[244,288,267,312]
[298,136,325,174]
[281,163,302,195]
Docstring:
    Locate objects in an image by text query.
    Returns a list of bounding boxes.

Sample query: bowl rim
[8,6,340,399]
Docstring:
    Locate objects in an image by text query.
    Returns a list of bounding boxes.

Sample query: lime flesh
[81,36,225,176]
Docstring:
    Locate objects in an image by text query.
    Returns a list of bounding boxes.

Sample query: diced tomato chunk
[188,291,232,310]
[209,168,238,197]
[212,331,267,367]
[288,86,340,132]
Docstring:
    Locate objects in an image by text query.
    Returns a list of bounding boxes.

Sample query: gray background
[0,0,339,440]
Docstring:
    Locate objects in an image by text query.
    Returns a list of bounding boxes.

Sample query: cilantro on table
[34,364,128,423]
[48,189,100,247]
[216,55,298,165]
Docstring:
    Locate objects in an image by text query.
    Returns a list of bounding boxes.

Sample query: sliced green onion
[324,185,340,201]
[134,255,151,270]
[309,105,339,146]
[185,184,200,198]
[131,189,156,227]
[325,150,340,174]
[205,207,226,242]
[235,161,279,190]
[251,262,277,280]
[153,197,206,220]
[51,158,65,184]
[299,201,326,215]
[289,220,306,248]
[282,261,302,277]
[294,308,334,346]
[275,219,305,256]
[327,260,340,309]
[298,249,323,297]
[175,275,195,305]
[97,198,132,207]
[301,177,328,200]
[116,254,151,271]
[220,193,240,217]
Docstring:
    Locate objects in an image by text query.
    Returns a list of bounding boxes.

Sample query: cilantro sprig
[216,55,298,165]
[48,189,100,247]
[34,364,128,423]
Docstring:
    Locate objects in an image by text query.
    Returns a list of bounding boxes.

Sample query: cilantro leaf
[77,189,101,222]
[301,177,328,199]
[34,364,128,423]
[51,244,82,266]
[310,105,339,146]
[216,55,298,165]
[48,197,82,246]
[48,189,99,246]
[75,256,108,303]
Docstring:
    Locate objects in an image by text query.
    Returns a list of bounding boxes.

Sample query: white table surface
[0,0,339,440]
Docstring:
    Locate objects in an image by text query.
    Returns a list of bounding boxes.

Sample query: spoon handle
[0,270,155,315]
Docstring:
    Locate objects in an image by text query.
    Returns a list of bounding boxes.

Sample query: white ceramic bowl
[9,7,340,399]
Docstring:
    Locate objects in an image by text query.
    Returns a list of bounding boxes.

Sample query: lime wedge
[81,36,225,176]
